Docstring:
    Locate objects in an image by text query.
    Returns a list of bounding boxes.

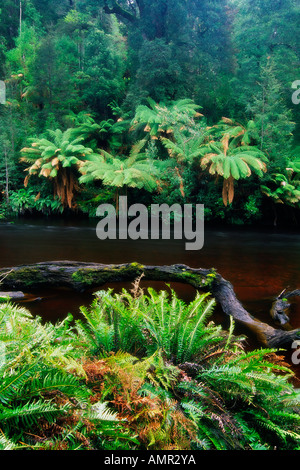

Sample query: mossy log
[0,291,25,300]
[0,260,299,349]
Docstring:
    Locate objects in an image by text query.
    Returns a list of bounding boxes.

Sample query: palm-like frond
[20,128,99,208]
[79,147,159,193]
[212,117,260,147]
[132,98,203,138]
[200,140,268,205]
[161,128,209,163]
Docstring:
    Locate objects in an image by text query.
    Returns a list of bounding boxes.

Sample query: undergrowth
[1,279,300,450]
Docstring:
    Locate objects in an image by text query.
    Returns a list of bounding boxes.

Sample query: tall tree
[248,60,295,172]
[96,0,234,116]
[79,19,127,118]
[231,0,300,120]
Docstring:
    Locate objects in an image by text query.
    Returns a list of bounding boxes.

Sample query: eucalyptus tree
[247,60,295,173]
[231,0,300,127]
[96,0,234,110]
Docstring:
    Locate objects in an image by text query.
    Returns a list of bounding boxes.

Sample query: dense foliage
[0,0,299,225]
[1,284,300,450]
[1,1,300,453]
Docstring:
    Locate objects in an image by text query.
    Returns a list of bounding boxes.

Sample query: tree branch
[135,0,145,16]
[270,288,300,326]
[103,0,137,23]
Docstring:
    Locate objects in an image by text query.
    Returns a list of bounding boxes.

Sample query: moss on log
[0,260,299,349]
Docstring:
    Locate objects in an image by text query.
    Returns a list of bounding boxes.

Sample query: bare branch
[103,0,137,23]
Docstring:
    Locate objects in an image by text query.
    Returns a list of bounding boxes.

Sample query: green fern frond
[0,399,70,427]
[0,433,18,450]
[0,362,40,405]
[88,401,123,422]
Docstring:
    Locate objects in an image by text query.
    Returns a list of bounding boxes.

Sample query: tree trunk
[0,261,299,349]
[4,146,10,205]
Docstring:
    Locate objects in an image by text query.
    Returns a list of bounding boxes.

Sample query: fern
[88,401,123,422]
[79,150,158,193]
[0,399,69,428]
[137,288,219,363]
[20,127,98,208]
[26,368,90,404]
[132,98,202,138]
[77,286,232,365]
[139,382,174,403]
[0,433,18,450]
[2,286,300,450]
[0,362,40,405]
[243,408,300,447]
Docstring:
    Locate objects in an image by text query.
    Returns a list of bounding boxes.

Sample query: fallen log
[270,288,300,326]
[0,260,299,349]
[0,291,25,300]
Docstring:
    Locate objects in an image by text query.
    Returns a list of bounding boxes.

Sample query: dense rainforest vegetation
[1,0,300,453]
[0,0,299,226]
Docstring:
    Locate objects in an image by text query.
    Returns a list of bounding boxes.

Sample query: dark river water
[0,218,300,350]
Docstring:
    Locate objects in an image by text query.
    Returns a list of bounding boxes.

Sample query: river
[0,218,299,342]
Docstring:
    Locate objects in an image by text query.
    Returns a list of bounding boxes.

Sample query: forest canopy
[0,0,299,225]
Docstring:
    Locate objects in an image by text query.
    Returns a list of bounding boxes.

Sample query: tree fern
[25,367,90,404]
[20,128,98,208]
[197,347,293,406]
[132,98,202,138]
[242,408,300,448]
[200,140,268,206]
[79,147,159,194]
[212,117,260,147]
[2,287,300,450]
